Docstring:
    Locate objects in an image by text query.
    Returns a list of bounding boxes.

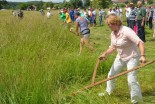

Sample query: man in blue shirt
[70,8,75,22]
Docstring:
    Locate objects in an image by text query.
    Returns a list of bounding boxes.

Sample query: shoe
[133,103,138,104]
[98,91,109,97]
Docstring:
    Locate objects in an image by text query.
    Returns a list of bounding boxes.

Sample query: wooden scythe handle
[92,59,100,84]
[72,60,154,95]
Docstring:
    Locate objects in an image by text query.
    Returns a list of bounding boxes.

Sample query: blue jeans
[137,20,145,42]
[99,16,103,26]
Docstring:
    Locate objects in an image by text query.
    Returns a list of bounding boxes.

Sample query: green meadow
[0,10,155,104]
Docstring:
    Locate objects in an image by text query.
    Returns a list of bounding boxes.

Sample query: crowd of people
[59,7,105,27]
[59,2,155,41]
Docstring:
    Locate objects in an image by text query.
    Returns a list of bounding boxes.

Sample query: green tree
[62,2,71,8]
[84,0,91,7]
[91,0,111,8]
[70,0,82,8]
[43,2,54,9]
[148,0,153,4]
[35,0,44,10]
[18,2,30,10]
[0,0,8,9]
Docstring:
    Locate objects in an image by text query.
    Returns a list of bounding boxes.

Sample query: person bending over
[99,14,146,104]
[74,12,93,54]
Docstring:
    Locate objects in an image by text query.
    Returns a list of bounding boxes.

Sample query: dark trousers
[137,20,145,42]
[129,20,136,30]
[126,18,130,27]
[99,16,103,26]
[145,20,148,26]
[148,17,153,29]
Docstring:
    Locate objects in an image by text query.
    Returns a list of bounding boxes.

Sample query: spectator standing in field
[128,3,137,30]
[74,12,93,54]
[98,8,104,26]
[70,8,75,22]
[92,8,97,27]
[12,11,16,16]
[112,8,117,15]
[145,6,149,26]
[88,8,92,26]
[119,7,123,18]
[136,1,146,42]
[64,9,72,29]
[147,6,154,29]
[125,5,131,27]
[59,11,66,23]
[102,9,106,19]
[115,6,120,16]
[83,9,88,17]
[88,8,92,25]
[108,8,113,15]
[88,8,91,16]
[40,9,45,15]
[99,13,146,104]
[17,9,24,19]
[153,7,155,37]
[46,10,52,18]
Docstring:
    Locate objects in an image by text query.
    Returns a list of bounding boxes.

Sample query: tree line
[0,0,112,10]
[0,0,154,10]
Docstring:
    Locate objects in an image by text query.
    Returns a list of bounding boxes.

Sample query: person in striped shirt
[128,3,137,30]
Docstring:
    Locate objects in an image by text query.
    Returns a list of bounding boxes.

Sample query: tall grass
[0,10,155,104]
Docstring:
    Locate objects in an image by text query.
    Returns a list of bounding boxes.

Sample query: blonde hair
[105,14,122,26]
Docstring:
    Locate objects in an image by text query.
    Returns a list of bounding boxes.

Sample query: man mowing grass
[99,14,146,104]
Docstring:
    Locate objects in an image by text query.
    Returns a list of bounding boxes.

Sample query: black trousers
[137,20,146,42]
[148,17,153,29]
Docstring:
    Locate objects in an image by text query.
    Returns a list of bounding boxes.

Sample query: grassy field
[0,10,155,104]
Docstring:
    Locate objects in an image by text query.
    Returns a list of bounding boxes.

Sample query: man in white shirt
[47,10,52,18]
[119,8,123,18]
[125,5,131,27]
[99,8,104,26]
